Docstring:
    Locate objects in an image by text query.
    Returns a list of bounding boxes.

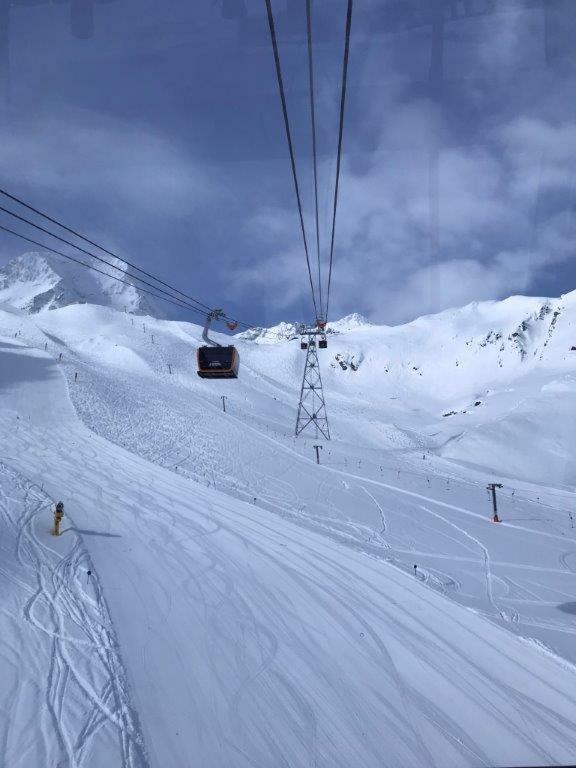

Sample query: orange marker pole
[52,502,64,536]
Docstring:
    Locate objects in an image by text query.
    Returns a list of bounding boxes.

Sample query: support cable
[264,0,319,319]
[0,203,220,314]
[0,223,209,317]
[0,195,266,333]
[325,0,353,321]
[0,216,285,337]
[306,0,322,319]
[0,188,211,311]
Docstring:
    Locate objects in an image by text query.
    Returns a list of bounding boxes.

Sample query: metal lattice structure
[295,328,330,440]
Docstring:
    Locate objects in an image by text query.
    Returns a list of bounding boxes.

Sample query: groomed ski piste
[2,274,576,767]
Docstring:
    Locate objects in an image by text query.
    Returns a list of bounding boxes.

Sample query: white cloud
[475,1,539,71]
[232,244,312,314]
[382,255,533,324]
[499,117,576,199]
[0,109,220,217]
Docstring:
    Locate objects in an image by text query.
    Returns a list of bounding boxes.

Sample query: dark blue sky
[1,0,575,325]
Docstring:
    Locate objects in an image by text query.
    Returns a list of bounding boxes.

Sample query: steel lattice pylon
[295,331,330,440]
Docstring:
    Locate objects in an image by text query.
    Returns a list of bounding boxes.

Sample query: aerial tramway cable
[263,0,353,325]
[264,0,319,320]
[0,190,273,335]
[0,222,210,317]
[0,203,221,315]
[325,0,353,322]
[0,187,213,314]
[306,0,323,319]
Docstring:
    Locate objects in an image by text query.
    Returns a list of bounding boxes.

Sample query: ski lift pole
[487,483,503,523]
[313,444,323,465]
[221,395,227,413]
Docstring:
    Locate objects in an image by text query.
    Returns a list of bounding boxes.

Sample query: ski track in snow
[0,463,148,768]
[360,486,390,547]
[417,504,519,624]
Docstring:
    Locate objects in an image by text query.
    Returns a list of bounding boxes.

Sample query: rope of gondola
[0,188,213,314]
[325,0,353,321]
[0,222,211,318]
[0,188,286,330]
[0,188,286,337]
[0,196,269,335]
[263,0,319,320]
[0,202,223,317]
[306,0,322,319]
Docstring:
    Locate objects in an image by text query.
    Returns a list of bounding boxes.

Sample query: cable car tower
[264,0,353,442]
[295,321,330,440]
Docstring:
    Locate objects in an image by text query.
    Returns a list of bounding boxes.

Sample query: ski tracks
[360,487,391,548]
[417,505,518,625]
[0,464,148,768]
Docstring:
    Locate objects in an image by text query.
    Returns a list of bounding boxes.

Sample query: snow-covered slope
[0,252,159,315]
[2,290,576,767]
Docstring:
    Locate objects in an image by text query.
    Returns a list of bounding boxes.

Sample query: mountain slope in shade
[0,252,161,315]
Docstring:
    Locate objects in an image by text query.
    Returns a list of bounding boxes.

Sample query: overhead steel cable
[263,0,319,320]
[1,220,287,339]
[0,188,279,335]
[325,0,353,321]
[0,223,210,318]
[0,202,221,316]
[306,0,322,319]
[0,189,213,314]
[0,210,285,337]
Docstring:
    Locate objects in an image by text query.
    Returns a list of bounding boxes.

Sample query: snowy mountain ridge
[0,252,160,315]
[236,312,373,343]
[240,290,575,380]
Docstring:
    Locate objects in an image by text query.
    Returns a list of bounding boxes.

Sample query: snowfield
[2,266,576,766]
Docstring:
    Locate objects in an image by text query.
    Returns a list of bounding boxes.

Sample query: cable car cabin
[197,345,239,379]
